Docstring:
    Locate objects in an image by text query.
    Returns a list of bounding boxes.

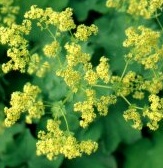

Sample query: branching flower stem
[120,60,130,80]
[92,84,112,89]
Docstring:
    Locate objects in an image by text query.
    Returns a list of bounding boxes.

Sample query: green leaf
[47,0,69,11]
[62,149,117,168]
[28,155,63,168]
[69,0,96,21]
[93,13,129,75]
[1,129,36,167]
[77,119,103,141]
[103,99,142,153]
[69,0,108,21]
[124,130,163,168]
[0,123,24,154]
[66,113,79,131]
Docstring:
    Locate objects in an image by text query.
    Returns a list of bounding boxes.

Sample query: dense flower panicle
[84,69,98,85]
[123,106,143,130]
[74,89,117,127]
[111,71,146,100]
[27,53,50,77]
[65,42,91,67]
[142,94,163,130]
[57,8,76,31]
[144,77,163,94]
[143,109,162,130]
[106,0,163,19]
[36,119,98,160]
[122,71,136,96]
[74,89,96,127]
[79,140,98,155]
[0,0,20,26]
[123,26,161,69]
[96,95,117,116]
[25,6,76,32]
[0,19,32,73]
[96,57,110,84]
[24,5,44,19]
[36,61,50,77]
[4,83,44,126]
[26,101,44,124]
[43,40,60,58]
[56,67,81,93]
[111,72,135,97]
[74,100,96,128]
[74,24,98,41]
[132,91,144,100]
[85,89,96,102]
[106,0,121,8]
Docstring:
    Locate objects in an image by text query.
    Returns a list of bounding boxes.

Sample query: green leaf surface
[1,129,35,167]
[124,131,163,168]
[0,124,24,154]
[77,119,103,141]
[69,0,108,21]
[62,149,117,168]
[93,13,129,75]
[103,99,142,153]
[28,155,63,168]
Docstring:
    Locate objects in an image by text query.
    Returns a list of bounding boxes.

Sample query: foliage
[0,0,163,167]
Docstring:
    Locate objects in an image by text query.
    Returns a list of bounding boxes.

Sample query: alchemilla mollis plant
[1,0,163,166]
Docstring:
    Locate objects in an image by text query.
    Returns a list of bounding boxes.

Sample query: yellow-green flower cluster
[84,65,98,85]
[106,0,163,19]
[28,53,50,77]
[123,26,161,69]
[122,71,139,96]
[143,94,163,130]
[74,89,116,127]
[65,42,91,67]
[56,67,81,93]
[56,42,92,92]
[110,70,146,102]
[96,95,117,116]
[24,5,76,32]
[74,89,96,128]
[123,106,143,130]
[84,57,110,85]
[43,40,60,58]
[143,77,163,94]
[36,119,98,160]
[74,24,98,41]
[0,19,31,73]
[96,57,110,83]
[4,83,44,126]
[0,0,20,26]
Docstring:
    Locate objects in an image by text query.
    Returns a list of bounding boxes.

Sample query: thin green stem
[43,101,70,132]
[47,27,56,40]
[29,45,40,54]
[46,28,62,67]
[69,30,77,42]
[56,54,62,68]
[62,92,73,132]
[120,94,143,110]
[92,84,112,89]
[135,106,143,110]
[151,68,158,78]
[120,94,131,106]
[61,109,70,132]
[120,60,129,80]
[155,12,163,31]
[62,91,73,104]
